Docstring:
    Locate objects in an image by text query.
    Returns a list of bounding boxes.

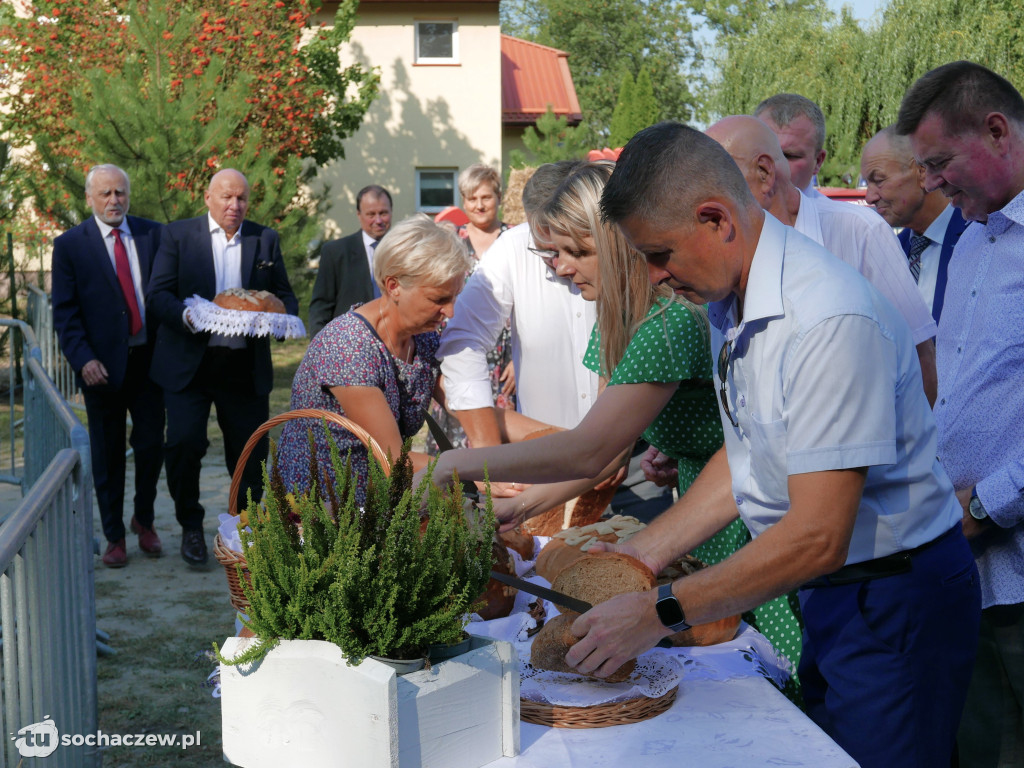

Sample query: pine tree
[631,67,660,136]
[0,0,379,278]
[608,71,637,149]
[509,107,591,167]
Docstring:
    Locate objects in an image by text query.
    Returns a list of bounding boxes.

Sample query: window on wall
[415,21,458,64]
[416,169,458,213]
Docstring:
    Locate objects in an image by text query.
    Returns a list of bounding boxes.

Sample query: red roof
[501,35,582,126]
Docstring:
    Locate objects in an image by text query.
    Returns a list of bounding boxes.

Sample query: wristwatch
[655,582,691,632]
[969,489,988,521]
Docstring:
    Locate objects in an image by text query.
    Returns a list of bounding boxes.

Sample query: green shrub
[217,427,494,667]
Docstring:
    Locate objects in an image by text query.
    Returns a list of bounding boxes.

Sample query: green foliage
[501,0,700,146]
[509,107,591,168]
[0,0,378,281]
[217,432,495,667]
[608,67,659,148]
[704,0,1024,187]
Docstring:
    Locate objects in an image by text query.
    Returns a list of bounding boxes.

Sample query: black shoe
[180,528,208,567]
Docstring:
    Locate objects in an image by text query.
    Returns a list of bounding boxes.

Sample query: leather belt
[803,524,960,588]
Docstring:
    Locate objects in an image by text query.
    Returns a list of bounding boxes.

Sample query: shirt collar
[987,186,1024,235]
[921,203,954,243]
[95,217,130,240]
[208,212,241,243]
[707,212,787,339]
[361,229,378,250]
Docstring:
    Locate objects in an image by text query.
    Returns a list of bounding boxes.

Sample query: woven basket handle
[228,408,392,516]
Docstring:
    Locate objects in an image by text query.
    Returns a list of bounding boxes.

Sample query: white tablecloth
[471,572,858,768]
[486,674,857,767]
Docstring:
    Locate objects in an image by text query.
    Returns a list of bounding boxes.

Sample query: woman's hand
[640,445,679,488]
[491,495,531,532]
[499,361,516,397]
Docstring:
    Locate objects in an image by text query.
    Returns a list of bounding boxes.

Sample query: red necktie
[112,229,143,335]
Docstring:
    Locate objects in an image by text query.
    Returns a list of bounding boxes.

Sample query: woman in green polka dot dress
[428,161,803,698]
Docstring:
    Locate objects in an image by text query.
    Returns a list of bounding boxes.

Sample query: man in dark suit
[52,164,165,568]
[861,125,969,322]
[147,168,298,566]
[308,184,392,337]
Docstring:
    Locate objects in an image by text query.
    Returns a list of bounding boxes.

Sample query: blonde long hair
[537,161,706,378]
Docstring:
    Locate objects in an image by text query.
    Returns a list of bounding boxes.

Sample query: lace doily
[519,651,682,707]
[185,295,306,339]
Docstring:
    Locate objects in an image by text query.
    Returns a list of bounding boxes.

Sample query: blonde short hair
[458,163,502,201]
[372,215,472,291]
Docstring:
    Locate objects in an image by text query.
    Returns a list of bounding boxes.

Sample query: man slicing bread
[575,122,980,768]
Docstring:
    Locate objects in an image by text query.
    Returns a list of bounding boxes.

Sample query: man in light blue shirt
[566,122,979,768]
[899,60,1024,768]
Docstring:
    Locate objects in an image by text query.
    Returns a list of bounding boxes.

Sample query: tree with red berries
[0,0,378,273]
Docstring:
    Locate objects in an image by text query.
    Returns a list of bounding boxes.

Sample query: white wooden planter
[220,635,520,768]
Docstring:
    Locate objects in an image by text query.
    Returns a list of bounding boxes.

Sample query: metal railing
[0,319,98,768]
[26,285,82,412]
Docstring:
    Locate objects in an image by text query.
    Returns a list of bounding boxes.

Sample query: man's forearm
[916,339,937,407]
[455,406,504,448]
[624,445,738,573]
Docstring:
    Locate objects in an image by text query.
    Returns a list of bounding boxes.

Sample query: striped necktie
[907,233,930,283]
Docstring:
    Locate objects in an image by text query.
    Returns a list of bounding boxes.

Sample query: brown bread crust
[213,287,286,313]
[529,611,635,683]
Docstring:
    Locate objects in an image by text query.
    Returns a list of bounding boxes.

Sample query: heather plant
[217,428,494,667]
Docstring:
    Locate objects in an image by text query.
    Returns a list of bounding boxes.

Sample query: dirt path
[93,447,236,767]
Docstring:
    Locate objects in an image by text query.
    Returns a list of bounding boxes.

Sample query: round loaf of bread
[549,552,657,606]
[213,287,286,314]
[529,611,635,683]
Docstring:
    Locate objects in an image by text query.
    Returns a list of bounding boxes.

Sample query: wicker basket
[214,408,391,613]
[519,686,677,728]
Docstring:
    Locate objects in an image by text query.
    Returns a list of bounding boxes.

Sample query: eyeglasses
[717,338,738,428]
[528,246,558,269]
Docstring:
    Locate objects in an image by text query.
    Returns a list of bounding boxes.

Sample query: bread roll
[530,611,635,683]
[213,287,286,314]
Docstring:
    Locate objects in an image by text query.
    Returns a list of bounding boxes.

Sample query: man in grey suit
[308,185,392,337]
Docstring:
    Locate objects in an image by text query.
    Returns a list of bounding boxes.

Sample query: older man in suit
[52,164,165,568]
[308,184,392,337]
[861,125,970,323]
[148,168,298,566]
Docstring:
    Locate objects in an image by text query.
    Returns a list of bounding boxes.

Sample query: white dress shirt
[914,204,955,315]
[361,230,382,299]
[438,223,599,429]
[208,213,245,349]
[95,217,146,345]
[708,214,959,564]
[794,191,937,345]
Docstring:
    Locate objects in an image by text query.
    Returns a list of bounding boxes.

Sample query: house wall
[316,2,502,240]
[501,125,527,178]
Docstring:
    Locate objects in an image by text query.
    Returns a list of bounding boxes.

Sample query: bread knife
[488,570,593,614]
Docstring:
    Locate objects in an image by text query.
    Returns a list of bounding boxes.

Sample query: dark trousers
[82,347,165,543]
[162,347,268,530]
[957,601,1024,767]
[799,524,981,768]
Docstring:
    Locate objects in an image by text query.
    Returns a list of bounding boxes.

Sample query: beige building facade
[318,0,503,238]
